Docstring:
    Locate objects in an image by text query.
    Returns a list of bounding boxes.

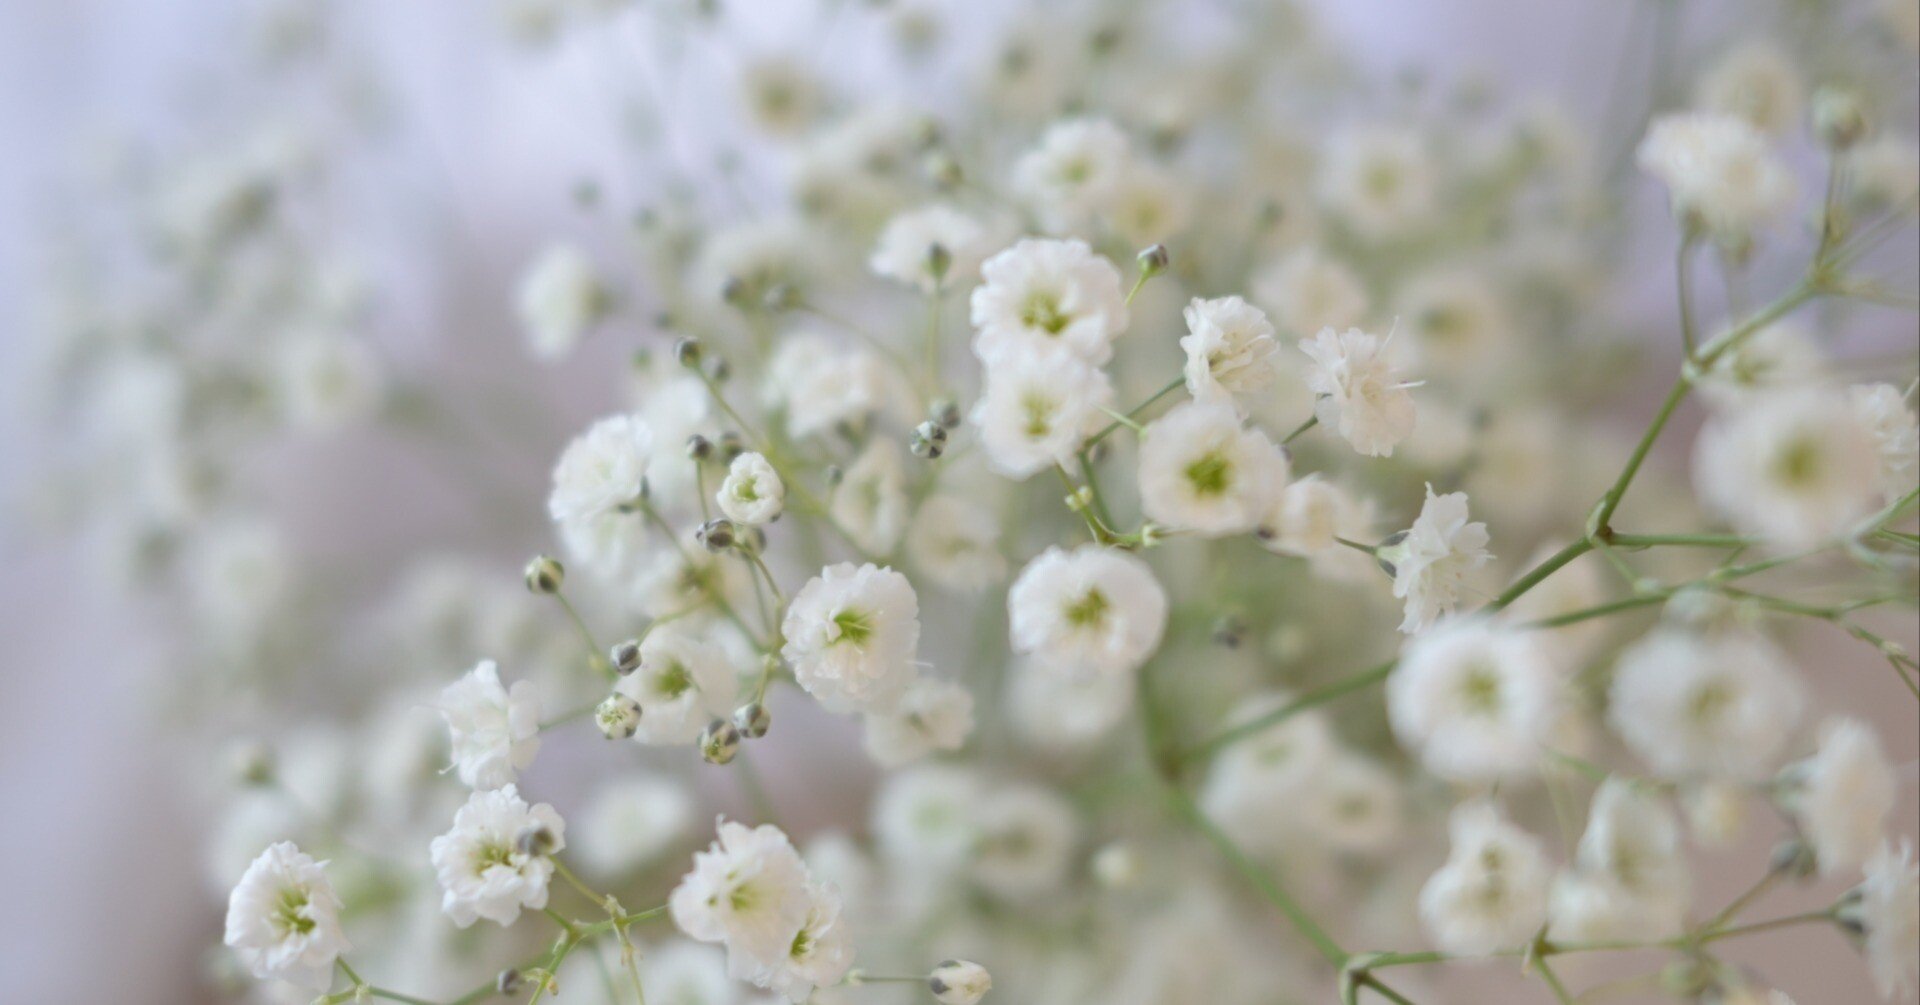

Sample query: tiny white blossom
[1847,134,1920,210]
[670,819,814,971]
[1696,41,1805,135]
[516,243,608,359]
[971,782,1078,899]
[1548,779,1690,943]
[614,623,741,745]
[1257,475,1379,582]
[1637,112,1795,241]
[1697,321,1827,407]
[830,439,910,556]
[719,452,786,526]
[1012,118,1132,233]
[1109,161,1194,248]
[1850,382,1919,504]
[906,494,1007,592]
[574,776,694,879]
[1849,840,1920,999]
[1608,628,1805,780]
[275,333,383,432]
[1418,800,1552,955]
[1388,618,1559,782]
[971,238,1129,366]
[1137,401,1289,537]
[438,659,542,791]
[781,563,922,714]
[969,343,1115,479]
[1251,247,1370,336]
[862,676,976,768]
[430,785,566,928]
[732,881,856,1002]
[1201,694,1340,856]
[224,842,350,991]
[1694,388,1882,550]
[871,204,992,292]
[1180,295,1281,407]
[1299,326,1418,457]
[929,959,993,1005]
[1381,486,1492,634]
[872,765,985,876]
[1318,124,1438,239]
[1007,545,1168,677]
[1780,718,1897,876]
[549,413,653,527]
[764,333,894,440]
[1007,655,1138,750]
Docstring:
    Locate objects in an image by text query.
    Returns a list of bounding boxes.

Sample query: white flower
[906,494,1006,592]
[1180,295,1281,407]
[430,785,565,927]
[1697,321,1827,406]
[1136,401,1289,537]
[1607,628,1805,780]
[781,563,921,714]
[1850,382,1919,504]
[1381,486,1492,634]
[1696,41,1804,136]
[1637,112,1795,240]
[516,243,608,359]
[275,333,383,431]
[1317,124,1437,239]
[1257,475,1379,582]
[764,334,894,440]
[1548,779,1689,943]
[873,765,984,876]
[1694,388,1881,550]
[614,623,741,745]
[1299,752,1405,855]
[969,342,1114,478]
[1299,326,1417,457]
[1012,118,1132,233]
[224,842,350,991]
[871,204,992,292]
[1200,694,1340,855]
[719,452,786,526]
[970,238,1129,366]
[971,783,1078,899]
[1849,840,1920,999]
[1781,718,1897,876]
[1007,545,1168,677]
[830,439,910,556]
[1393,269,1516,379]
[1418,800,1552,955]
[929,959,993,1005]
[1848,134,1920,210]
[1251,247,1370,336]
[733,881,856,1002]
[1109,161,1194,248]
[863,676,975,768]
[574,776,694,879]
[1388,618,1559,782]
[438,659,541,791]
[1007,656,1138,750]
[548,413,653,526]
[670,819,814,970]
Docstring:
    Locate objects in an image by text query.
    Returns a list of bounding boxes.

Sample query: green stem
[1085,377,1184,449]
[1180,660,1396,765]
[1280,414,1319,445]
[1487,539,1593,610]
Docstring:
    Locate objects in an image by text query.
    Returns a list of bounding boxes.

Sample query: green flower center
[1184,451,1233,497]
[1064,588,1109,628]
[273,887,316,936]
[1021,292,1070,334]
[833,608,875,645]
[658,661,694,699]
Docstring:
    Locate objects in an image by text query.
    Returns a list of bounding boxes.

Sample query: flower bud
[697,518,737,552]
[516,825,559,857]
[733,701,772,738]
[910,421,948,459]
[925,242,953,284]
[1091,842,1141,888]
[1136,243,1169,277]
[686,434,713,462]
[496,969,523,995]
[930,399,962,430]
[700,718,741,764]
[928,959,992,1005]
[1769,837,1817,879]
[524,555,565,594]
[596,693,642,740]
[1814,87,1867,150]
[717,431,746,463]
[706,357,732,383]
[673,336,703,367]
[227,740,275,787]
[1210,614,1246,649]
[610,639,643,675]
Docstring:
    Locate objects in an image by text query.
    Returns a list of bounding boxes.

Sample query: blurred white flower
[1637,112,1795,241]
[516,243,608,359]
[863,676,975,767]
[1418,800,1552,955]
[1007,545,1167,677]
[1252,246,1370,337]
[1849,382,1919,504]
[1318,124,1437,239]
[930,959,993,1005]
[438,659,542,791]
[1847,840,1920,999]
[719,452,786,526]
[1389,618,1559,782]
[1382,486,1491,634]
[275,333,383,431]
[1694,388,1881,549]
[906,494,1007,592]
[615,623,742,745]
[549,413,654,526]
[1548,779,1689,942]
[871,204,993,292]
[1013,118,1133,233]
[969,342,1114,478]
[1608,628,1805,780]
[574,776,693,879]
[830,439,910,556]
[971,238,1129,366]
[1780,718,1896,876]
[1136,400,1289,537]
[1696,41,1805,136]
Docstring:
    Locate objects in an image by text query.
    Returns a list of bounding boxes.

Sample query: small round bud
[925,242,953,284]
[686,434,714,462]
[596,693,643,739]
[673,336,703,367]
[524,555,565,594]
[910,421,948,459]
[706,357,732,384]
[930,399,962,430]
[1813,87,1867,150]
[928,959,992,1005]
[700,718,741,764]
[717,431,746,463]
[733,701,771,739]
[227,740,275,787]
[496,969,523,995]
[1769,837,1817,879]
[515,825,559,857]
[1136,243,1169,276]
[1210,614,1246,649]
[697,518,737,552]
[1091,842,1141,888]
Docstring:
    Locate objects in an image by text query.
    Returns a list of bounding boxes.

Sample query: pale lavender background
[0,1,1913,1001]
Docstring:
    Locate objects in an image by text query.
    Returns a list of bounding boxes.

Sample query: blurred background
[1,1,1914,1001]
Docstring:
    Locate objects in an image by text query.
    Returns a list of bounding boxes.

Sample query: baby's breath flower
[438,659,542,791]
[224,842,350,991]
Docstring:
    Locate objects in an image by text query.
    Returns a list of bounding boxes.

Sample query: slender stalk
[1180,660,1396,765]
[1487,538,1594,610]
[1280,414,1319,445]
[1085,377,1183,449]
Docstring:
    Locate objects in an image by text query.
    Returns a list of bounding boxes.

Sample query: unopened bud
[733,701,772,738]
[1091,842,1141,888]
[697,518,737,552]
[700,719,741,764]
[673,336,703,366]
[1814,87,1867,150]
[228,740,275,787]
[597,693,642,740]
[524,555,565,594]
[928,959,992,1005]
[516,825,558,857]
[925,242,953,284]
[686,434,713,461]
[1136,243,1169,276]
[1770,837,1817,879]
[717,431,746,463]
[930,399,962,430]
[1211,614,1246,649]
[910,421,948,459]
[496,969,523,995]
